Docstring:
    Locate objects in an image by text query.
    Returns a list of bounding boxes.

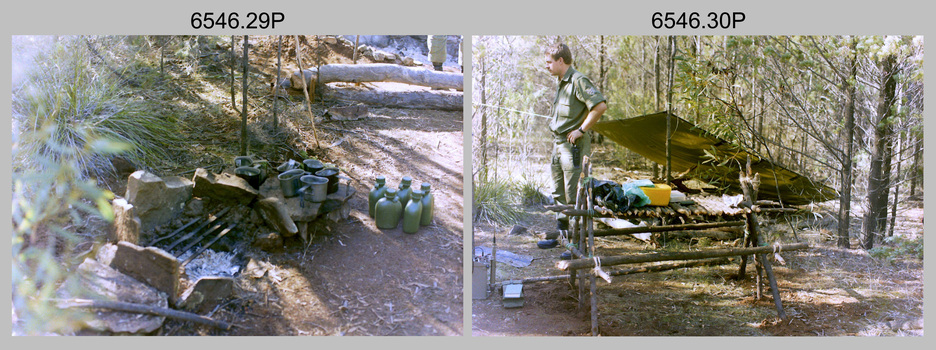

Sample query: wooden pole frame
[294,35,321,149]
[548,159,801,334]
[557,243,808,271]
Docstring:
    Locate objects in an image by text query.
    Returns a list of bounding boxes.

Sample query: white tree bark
[290,63,463,91]
[322,87,463,111]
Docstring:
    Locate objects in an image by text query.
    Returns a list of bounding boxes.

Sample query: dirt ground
[471,145,923,337]
[161,107,464,336]
[79,36,464,336]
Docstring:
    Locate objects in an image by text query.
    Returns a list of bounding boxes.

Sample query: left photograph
[12,35,464,336]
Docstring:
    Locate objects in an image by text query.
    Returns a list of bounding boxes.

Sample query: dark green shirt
[549,67,606,137]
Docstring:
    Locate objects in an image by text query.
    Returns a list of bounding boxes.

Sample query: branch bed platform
[493,158,808,336]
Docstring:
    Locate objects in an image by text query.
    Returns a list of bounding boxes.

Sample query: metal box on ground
[502,281,524,308]
[472,260,489,300]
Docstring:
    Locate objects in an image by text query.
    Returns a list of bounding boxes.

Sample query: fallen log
[57,298,232,330]
[292,63,463,91]
[321,87,463,111]
[556,242,808,271]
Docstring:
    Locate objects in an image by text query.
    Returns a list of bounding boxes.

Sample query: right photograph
[470,35,924,336]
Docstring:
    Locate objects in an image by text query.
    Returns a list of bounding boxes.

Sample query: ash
[179,249,241,281]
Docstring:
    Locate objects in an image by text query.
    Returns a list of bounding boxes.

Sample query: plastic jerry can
[375,188,402,229]
[419,182,434,226]
[403,190,424,234]
[396,176,413,208]
[368,176,387,218]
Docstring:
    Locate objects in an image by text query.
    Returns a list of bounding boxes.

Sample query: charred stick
[149,217,200,246]
[181,222,238,267]
[165,207,231,251]
[177,221,227,255]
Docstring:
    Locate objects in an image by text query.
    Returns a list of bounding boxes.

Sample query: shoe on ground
[560,251,572,260]
[537,239,559,249]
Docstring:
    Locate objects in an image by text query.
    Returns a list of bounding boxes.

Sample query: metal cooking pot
[300,175,329,203]
[235,166,261,189]
[277,169,306,197]
[315,167,340,194]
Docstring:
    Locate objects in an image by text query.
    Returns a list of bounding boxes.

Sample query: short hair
[546,43,573,65]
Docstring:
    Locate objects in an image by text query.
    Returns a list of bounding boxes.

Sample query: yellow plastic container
[641,183,672,206]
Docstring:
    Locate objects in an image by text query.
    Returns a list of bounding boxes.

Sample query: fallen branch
[57,298,232,330]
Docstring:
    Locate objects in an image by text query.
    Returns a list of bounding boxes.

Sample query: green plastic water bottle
[368,176,387,218]
[419,182,434,226]
[403,190,423,234]
[375,188,402,229]
[396,176,413,210]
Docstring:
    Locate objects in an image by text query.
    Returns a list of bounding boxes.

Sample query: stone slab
[110,198,141,244]
[126,170,193,231]
[192,168,258,206]
[255,197,299,237]
[178,276,234,314]
[109,241,182,299]
[56,258,167,334]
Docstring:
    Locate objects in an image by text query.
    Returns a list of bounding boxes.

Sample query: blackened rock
[192,168,258,206]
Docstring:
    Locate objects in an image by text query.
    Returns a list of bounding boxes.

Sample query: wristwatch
[578,127,586,134]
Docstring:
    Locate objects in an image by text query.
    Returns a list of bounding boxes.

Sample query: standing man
[541,43,607,253]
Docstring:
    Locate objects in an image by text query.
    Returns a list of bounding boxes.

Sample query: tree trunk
[230,35,236,111]
[837,38,858,248]
[353,35,360,64]
[292,64,463,91]
[862,54,898,250]
[666,36,675,184]
[294,35,321,149]
[240,35,249,156]
[479,55,489,182]
[159,37,165,76]
[908,132,921,197]
[273,35,281,131]
[888,130,904,237]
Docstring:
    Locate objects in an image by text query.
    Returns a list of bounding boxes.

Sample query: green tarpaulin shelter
[592,112,837,205]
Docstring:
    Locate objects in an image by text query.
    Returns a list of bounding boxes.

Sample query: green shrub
[474,177,524,225]
[517,176,550,206]
[12,36,179,180]
[869,235,924,262]
[12,126,127,335]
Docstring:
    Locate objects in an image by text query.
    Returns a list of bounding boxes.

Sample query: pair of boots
[537,221,572,260]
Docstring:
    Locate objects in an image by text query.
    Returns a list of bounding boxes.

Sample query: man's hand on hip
[567,128,584,144]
